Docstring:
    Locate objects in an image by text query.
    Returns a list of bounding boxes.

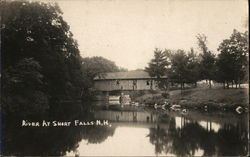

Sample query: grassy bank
[133,87,249,111]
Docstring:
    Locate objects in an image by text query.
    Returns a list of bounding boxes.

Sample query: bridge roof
[94,70,167,80]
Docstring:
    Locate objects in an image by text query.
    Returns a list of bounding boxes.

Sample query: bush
[126,90,146,100]
[161,93,170,98]
[148,90,159,94]
[143,96,166,105]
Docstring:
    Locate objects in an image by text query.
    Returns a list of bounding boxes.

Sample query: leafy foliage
[81,56,127,87]
[146,48,170,79]
[145,48,171,90]
[1,1,86,116]
[146,30,247,90]
[185,48,200,84]
[196,34,216,88]
[146,48,201,90]
[2,58,49,117]
[216,29,248,87]
[169,50,189,83]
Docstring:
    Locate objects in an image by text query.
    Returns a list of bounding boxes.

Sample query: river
[2,103,249,156]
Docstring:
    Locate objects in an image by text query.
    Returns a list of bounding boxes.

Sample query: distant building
[93,70,167,91]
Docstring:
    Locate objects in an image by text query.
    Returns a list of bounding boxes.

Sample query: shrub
[161,93,170,98]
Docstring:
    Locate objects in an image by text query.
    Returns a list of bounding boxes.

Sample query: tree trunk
[236,83,238,89]
[181,83,183,96]
[209,80,211,88]
[226,82,229,89]
[231,81,234,88]
[238,78,241,88]
[223,82,226,89]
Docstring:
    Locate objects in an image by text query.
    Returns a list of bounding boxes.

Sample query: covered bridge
[93,70,167,91]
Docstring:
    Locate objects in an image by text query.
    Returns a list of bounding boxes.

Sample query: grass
[133,87,249,111]
[170,88,249,105]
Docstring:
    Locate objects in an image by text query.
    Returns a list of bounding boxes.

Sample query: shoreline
[92,87,249,113]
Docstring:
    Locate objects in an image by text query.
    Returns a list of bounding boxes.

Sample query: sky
[57,0,248,70]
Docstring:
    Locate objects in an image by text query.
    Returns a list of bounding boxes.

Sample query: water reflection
[147,114,248,156]
[2,103,248,156]
[2,103,115,156]
[69,109,248,156]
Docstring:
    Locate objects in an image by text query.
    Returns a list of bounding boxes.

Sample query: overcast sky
[57,0,248,70]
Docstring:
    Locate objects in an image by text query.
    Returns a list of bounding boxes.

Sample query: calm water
[2,104,249,156]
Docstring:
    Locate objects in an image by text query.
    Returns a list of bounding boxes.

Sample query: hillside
[134,87,249,111]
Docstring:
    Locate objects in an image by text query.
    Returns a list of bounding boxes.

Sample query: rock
[161,104,167,110]
[181,109,188,115]
[170,104,181,111]
[204,105,208,111]
[235,106,243,114]
[154,103,159,109]
[182,109,187,112]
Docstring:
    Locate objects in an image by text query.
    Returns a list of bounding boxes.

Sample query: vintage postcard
[0,0,249,156]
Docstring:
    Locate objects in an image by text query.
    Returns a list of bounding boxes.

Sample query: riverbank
[134,87,249,112]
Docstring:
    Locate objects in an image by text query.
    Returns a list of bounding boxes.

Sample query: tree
[146,48,200,90]
[217,29,248,88]
[145,48,171,91]
[215,50,234,88]
[146,48,170,79]
[168,50,189,89]
[196,34,216,88]
[81,56,127,87]
[185,48,200,86]
[1,58,49,117]
[167,48,200,89]
[1,1,86,116]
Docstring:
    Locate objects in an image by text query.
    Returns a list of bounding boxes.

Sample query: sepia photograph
[0,0,249,156]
